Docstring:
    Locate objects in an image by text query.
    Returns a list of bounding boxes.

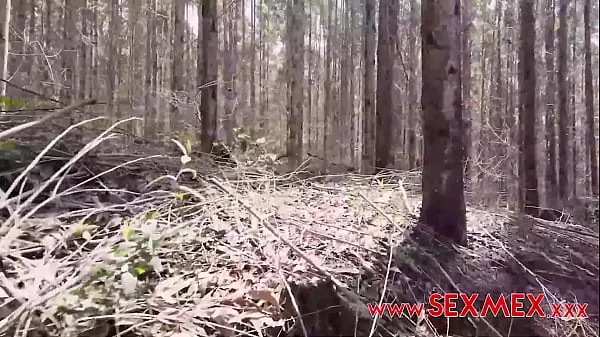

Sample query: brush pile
[0,104,598,337]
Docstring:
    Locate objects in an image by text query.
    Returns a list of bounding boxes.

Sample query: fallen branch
[184,178,375,320]
[0,99,97,140]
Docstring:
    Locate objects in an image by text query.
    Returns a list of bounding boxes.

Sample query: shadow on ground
[387,210,599,337]
[280,208,599,337]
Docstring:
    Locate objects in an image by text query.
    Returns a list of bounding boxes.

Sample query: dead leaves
[149,271,285,335]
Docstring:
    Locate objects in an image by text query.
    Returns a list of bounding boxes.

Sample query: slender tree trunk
[107,0,119,119]
[200,0,218,152]
[144,0,157,138]
[462,0,472,180]
[0,0,12,100]
[569,0,577,198]
[323,0,333,169]
[544,0,558,205]
[285,0,305,168]
[375,0,398,170]
[222,5,235,144]
[170,0,185,132]
[492,0,507,204]
[362,0,377,173]
[557,0,569,199]
[79,0,89,100]
[583,0,598,195]
[250,0,257,133]
[24,0,36,78]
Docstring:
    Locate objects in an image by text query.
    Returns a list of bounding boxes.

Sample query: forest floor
[0,117,598,337]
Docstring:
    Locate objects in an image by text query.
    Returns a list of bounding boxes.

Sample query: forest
[0,0,598,336]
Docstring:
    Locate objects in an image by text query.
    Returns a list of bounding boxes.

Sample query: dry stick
[182,180,374,319]
[356,192,397,337]
[358,193,505,337]
[278,270,309,337]
[0,78,63,105]
[0,99,97,140]
[0,117,107,227]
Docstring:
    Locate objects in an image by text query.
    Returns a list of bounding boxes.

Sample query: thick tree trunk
[518,0,540,215]
[419,0,467,246]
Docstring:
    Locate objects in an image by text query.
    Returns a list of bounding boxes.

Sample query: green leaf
[184,138,192,154]
[123,226,136,241]
[0,96,32,109]
[0,141,19,150]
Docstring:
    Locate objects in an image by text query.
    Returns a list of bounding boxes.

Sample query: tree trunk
[419,0,467,246]
[518,0,540,215]
[144,0,158,138]
[375,0,397,170]
[544,0,558,205]
[79,0,89,100]
[583,0,598,196]
[557,0,569,199]
[61,0,78,102]
[250,0,257,133]
[462,0,472,180]
[222,5,236,144]
[0,0,11,100]
[569,0,577,198]
[200,0,218,152]
[322,0,333,170]
[492,0,507,204]
[170,0,185,132]
[285,0,305,168]
[107,0,120,119]
[362,0,377,173]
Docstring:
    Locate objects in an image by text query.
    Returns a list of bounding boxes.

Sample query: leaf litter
[0,118,598,337]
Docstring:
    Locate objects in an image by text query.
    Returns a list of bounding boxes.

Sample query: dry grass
[0,112,597,337]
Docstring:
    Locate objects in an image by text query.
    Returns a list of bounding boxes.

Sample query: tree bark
[518,0,540,215]
[419,0,467,246]
[557,0,569,199]
[0,0,11,100]
[200,0,218,152]
[285,0,305,168]
[583,0,598,196]
[170,0,185,132]
[362,0,377,173]
[461,0,472,181]
[144,0,158,138]
[544,0,558,205]
[375,0,398,170]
